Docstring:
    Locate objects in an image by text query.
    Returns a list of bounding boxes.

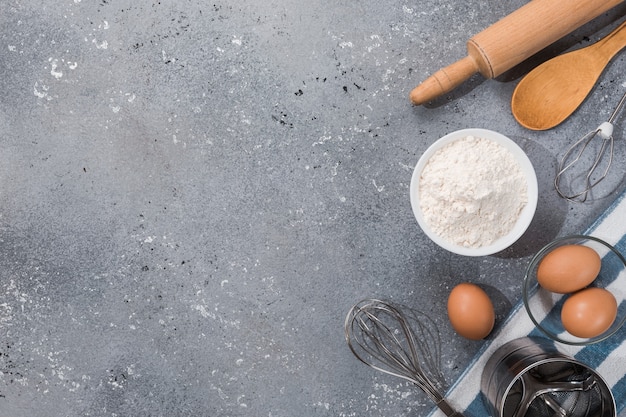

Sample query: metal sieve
[481,337,615,417]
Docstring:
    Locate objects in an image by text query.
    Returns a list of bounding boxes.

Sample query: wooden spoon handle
[595,19,626,62]
[409,56,478,105]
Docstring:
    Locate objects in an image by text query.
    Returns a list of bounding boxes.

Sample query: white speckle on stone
[315,402,330,410]
[237,395,247,407]
[312,135,332,146]
[399,162,413,172]
[0,303,13,326]
[193,304,211,318]
[49,58,63,78]
[93,39,108,49]
[216,387,228,400]
[34,81,52,100]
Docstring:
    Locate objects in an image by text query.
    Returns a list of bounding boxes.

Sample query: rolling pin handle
[410,56,478,105]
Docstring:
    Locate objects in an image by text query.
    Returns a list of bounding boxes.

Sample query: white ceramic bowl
[410,128,538,256]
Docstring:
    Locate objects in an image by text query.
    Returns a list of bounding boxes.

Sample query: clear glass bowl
[523,235,626,345]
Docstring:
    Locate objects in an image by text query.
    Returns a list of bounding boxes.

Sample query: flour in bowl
[418,135,528,248]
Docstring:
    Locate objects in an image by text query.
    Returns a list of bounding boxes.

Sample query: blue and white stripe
[429,190,626,417]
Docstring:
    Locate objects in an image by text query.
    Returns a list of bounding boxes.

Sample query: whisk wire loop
[555,89,626,202]
[346,302,438,393]
[352,307,418,382]
[555,127,614,202]
[345,299,465,417]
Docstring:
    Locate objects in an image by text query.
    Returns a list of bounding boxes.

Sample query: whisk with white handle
[555,89,626,202]
[344,299,465,417]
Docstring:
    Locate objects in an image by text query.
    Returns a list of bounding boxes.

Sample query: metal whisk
[555,89,626,202]
[344,299,465,417]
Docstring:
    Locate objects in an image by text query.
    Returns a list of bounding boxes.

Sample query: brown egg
[561,287,617,338]
[537,244,601,293]
[447,283,495,340]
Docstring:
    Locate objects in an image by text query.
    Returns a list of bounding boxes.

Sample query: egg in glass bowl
[410,128,538,256]
[523,235,626,345]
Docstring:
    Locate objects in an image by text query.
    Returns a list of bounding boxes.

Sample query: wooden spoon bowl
[511,19,626,131]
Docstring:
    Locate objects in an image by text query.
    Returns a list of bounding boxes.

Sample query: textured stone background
[1,1,625,416]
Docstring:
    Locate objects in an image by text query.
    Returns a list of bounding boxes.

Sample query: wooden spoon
[511,19,626,131]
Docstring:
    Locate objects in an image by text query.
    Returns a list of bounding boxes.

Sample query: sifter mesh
[502,361,609,417]
[526,384,604,417]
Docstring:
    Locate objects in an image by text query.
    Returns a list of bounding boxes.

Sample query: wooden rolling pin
[409,0,624,105]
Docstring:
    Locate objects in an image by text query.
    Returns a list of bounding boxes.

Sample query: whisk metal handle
[607,89,626,124]
[436,398,466,417]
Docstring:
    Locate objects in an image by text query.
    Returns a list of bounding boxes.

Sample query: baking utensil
[344,299,465,417]
[512,19,626,131]
[409,0,623,105]
[510,371,596,417]
[481,337,616,417]
[554,89,626,202]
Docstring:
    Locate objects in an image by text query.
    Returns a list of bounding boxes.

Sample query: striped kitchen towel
[429,190,626,417]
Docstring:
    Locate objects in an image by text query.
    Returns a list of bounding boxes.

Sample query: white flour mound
[419,135,528,248]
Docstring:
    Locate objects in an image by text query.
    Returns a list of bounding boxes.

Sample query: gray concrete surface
[1,1,625,416]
